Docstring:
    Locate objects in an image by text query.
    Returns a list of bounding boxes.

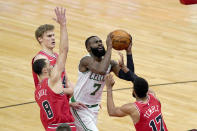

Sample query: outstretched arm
[126,38,134,72]
[62,78,74,95]
[105,74,132,117]
[50,7,68,86]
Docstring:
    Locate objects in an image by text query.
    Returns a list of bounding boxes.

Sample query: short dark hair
[133,77,148,98]
[85,36,97,49]
[32,59,47,75]
[56,123,71,131]
[35,24,54,43]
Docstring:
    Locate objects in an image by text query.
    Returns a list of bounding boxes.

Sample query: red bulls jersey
[35,78,75,130]
[32,51,66,89]
[134,93,168,131]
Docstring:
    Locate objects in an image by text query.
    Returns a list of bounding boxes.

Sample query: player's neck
[95,57,102,62]
[39,74,48,82]
[41,48,54,56]
[89,53,102,61]
[92,54,102,61]
[136,96,148,103]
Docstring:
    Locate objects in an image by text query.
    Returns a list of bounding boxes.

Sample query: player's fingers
[118,52,123,60]
[109,74,113,80]
[82,105,88,108]
[61,7,65,18]
[118,52,121,57]
[106,74,111,82]
[99,104,102,109]
[105,74,110,79]
[111,79,114,84]
[63,8,66,17]
[108,32,112,37]
[107,32,112,39]
[79,103,87,108]
[56,7,60,17]
[55,7,59,14]
[54,8,59,20]
[61,7,63,14]
[104,75,108,81]
[112,80,115,85]
[74,106,79,109]
[54,8,58,17]
[118,60,121,65]
[120,53,123,58]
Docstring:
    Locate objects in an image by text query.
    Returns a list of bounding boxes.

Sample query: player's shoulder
[120,103,137,115]
[148,93,161,104]
[80,55,91,60]
[79,55,93,64]
[122,103,136,111]
[78,55,91,72]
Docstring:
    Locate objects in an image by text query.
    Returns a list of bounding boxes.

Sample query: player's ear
[132,90,136,98]
[38,37,43,43]
[86,45,91,52]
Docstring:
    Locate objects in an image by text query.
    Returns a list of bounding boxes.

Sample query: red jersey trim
[32,51,58,88]
[133,103,141,124]
[39,51,57,59]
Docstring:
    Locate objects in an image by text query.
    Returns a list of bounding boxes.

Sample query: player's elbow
[108,112,114,117]
[64,45,69,52]
[108,110,116,117]
[60,46,68,54]
[63,87,73,95]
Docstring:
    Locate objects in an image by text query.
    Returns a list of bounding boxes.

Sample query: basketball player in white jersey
[71,33,136,131]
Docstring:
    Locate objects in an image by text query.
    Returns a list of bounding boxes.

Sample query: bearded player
[70,34,136,131]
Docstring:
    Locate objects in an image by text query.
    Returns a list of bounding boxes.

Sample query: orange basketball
[111,30,131,50]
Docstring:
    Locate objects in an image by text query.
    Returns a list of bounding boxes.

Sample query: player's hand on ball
[105,74,115,88]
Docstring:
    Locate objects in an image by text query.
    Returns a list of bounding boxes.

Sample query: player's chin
[50,45,55,49]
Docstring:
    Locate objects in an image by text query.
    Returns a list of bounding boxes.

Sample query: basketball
[111,30,131,50]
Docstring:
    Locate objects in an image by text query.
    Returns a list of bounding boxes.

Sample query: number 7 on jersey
[90,83,101,95]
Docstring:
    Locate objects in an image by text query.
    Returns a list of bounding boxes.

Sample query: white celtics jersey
[73,59,111,105]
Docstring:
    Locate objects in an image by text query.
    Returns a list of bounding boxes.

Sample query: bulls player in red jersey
[32,7,86,131]
[105,74,168,131]
[32,10,65,89]
[31,5,84,110]
[32,21,67,90]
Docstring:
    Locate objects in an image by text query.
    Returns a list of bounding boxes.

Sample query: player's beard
[91,47,106,58]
